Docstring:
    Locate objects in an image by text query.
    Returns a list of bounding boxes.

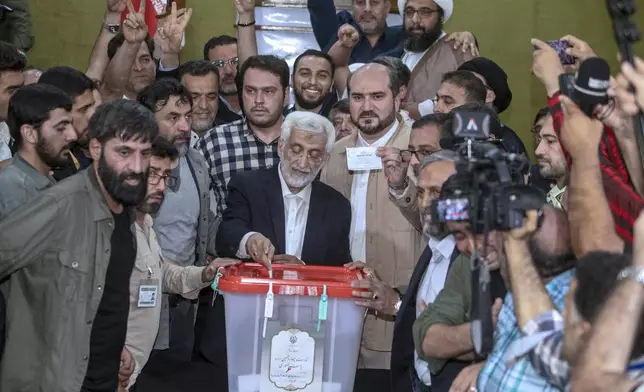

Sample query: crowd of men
[0,0,644,391]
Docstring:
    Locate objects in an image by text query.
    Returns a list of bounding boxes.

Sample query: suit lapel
[301,181,325,263]
[266,167,286,254]
[395,246,432,328]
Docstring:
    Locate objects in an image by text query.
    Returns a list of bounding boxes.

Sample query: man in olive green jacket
[0,100,157,392]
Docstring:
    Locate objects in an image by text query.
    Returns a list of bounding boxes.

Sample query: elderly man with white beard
[216,111,352,267]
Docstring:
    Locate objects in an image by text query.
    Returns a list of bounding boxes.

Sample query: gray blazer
[185,148,220,266]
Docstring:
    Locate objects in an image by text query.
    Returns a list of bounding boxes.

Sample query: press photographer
[531,35,644,253]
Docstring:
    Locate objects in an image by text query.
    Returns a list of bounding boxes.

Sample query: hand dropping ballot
[346,147,383,171]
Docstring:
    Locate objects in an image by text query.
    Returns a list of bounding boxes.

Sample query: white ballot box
[218,263,367,392]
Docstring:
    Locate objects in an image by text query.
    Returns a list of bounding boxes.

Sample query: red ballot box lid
[218,263,366,298]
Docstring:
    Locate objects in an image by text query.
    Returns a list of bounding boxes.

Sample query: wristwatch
[103,23,120,34]
[393,288,403,315]
[618,267,644,285]
[389,177,409,193]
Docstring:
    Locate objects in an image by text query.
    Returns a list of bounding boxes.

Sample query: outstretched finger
[125,0,136,15]
[170,1,177,24]
[179,8,193,29]
[138,0,145,14]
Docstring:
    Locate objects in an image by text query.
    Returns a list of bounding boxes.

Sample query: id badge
[137,279,160,308]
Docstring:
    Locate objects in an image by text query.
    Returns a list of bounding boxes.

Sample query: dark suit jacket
[216,166,352,266]
[215,96,243,126]
[390,245,460,392]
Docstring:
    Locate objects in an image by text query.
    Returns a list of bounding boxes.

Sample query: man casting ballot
[216,111,352,267]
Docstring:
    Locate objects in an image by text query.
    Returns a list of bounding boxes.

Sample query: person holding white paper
[321,63,422,392]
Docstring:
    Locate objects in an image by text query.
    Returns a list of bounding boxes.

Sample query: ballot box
[218,263,367,392]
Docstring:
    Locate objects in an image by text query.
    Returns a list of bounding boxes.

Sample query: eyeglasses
[149,171,178,187]
[404,7,439,19]
[400,149,437,162]
[212,57,239,68]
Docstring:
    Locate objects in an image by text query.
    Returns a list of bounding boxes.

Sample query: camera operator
[571,212,644,392]
[348,150,459,392]
[475,204,576,391]
[503,210,644,390]
[531,36,643,250]
[412,171,507,392]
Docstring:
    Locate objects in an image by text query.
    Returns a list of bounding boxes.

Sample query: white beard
[281,163,320,189]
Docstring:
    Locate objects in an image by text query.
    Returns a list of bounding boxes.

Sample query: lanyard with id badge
[138,265,160,308]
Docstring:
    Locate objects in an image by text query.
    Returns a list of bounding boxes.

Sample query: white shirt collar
[278,162,313,203]
[357,119,400,147]
[427,234,456,262]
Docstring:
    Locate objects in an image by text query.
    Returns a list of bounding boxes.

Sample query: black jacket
[215,166,352,266]
[390,245,461,392]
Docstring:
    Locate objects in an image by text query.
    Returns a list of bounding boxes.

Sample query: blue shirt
[477,269,575,392]
[307,0,404,64]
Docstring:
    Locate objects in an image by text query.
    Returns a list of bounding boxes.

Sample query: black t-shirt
[81,210,136,392]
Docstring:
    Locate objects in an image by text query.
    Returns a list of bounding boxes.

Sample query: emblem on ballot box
[261,327,324,392]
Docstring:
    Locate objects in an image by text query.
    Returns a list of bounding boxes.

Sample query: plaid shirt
[548,94,643,244]
[508,310,644,391]
[477,269,575,392]
[198,119,280,216]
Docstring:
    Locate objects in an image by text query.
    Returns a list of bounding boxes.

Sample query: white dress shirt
[238,163,312,259]
[414,234,456,385]
[349,120,399,262]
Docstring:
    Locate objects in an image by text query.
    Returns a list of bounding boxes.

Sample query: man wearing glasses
[124,136,238,389]
[377,112,453,231]
[203,35,243,125]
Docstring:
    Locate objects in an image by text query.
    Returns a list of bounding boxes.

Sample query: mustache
[536,155,550,163]
[359,111,378,118]
[120,171,146,183]
[146,191,164,201]
[302,84,322,91]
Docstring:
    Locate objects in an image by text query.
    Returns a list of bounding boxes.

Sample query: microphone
[560,57,611,117]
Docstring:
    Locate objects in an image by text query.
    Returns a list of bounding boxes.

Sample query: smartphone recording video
[547,40,576,65]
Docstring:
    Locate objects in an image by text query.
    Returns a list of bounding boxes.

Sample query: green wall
[28,0,644,152]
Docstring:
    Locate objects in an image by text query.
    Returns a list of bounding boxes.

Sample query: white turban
[398,0,454,22]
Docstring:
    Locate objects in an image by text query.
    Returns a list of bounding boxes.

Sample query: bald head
[348,63,399,97]
[529,205,575,278]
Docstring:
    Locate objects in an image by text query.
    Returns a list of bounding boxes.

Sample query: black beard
[98,153,148,207]
[528,236,577,279]
[35,137,69,168]
[294,88,329,111]
[353,107,396,136]
[404,21,444,52]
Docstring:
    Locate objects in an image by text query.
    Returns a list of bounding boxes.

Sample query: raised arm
[234,0,258,68]
[307,0,341,50]
[503,211,554,327]
[100,0,148,101]
[155,3,192,71]
[87,0,126,84]
[330,24,359,97]
[571,213,644,392]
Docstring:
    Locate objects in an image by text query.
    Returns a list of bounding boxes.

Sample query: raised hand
[235,0,256,15]
[377,146,409,190]
[338,24,359,49]
[107,0,127,13]
[621,56,644,114]
[123,0,148,44]
[156,2,193,54]
[445,31,479,57]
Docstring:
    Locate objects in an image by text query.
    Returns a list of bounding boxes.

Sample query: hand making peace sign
[157,1,193,54]
[123,0,148,44]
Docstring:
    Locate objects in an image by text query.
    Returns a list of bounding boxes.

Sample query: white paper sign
[266,329,319,391]
[346,147,383,171]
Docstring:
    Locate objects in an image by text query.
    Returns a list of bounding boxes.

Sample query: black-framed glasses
[404,7,439,19]
[400,149,437,162]
[212,57,239,68]
[149,171,178,187]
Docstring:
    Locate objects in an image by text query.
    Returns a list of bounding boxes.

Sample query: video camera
[430,108,545,358]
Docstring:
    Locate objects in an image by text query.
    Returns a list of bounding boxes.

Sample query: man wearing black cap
[457,57,527,155]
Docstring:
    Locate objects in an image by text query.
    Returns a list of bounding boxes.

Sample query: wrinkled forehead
[150,156,173,173]
[209,44,237,61]
[286,127,328,147]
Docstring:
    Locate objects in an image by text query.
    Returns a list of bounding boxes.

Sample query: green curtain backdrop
[27,0,644,155]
